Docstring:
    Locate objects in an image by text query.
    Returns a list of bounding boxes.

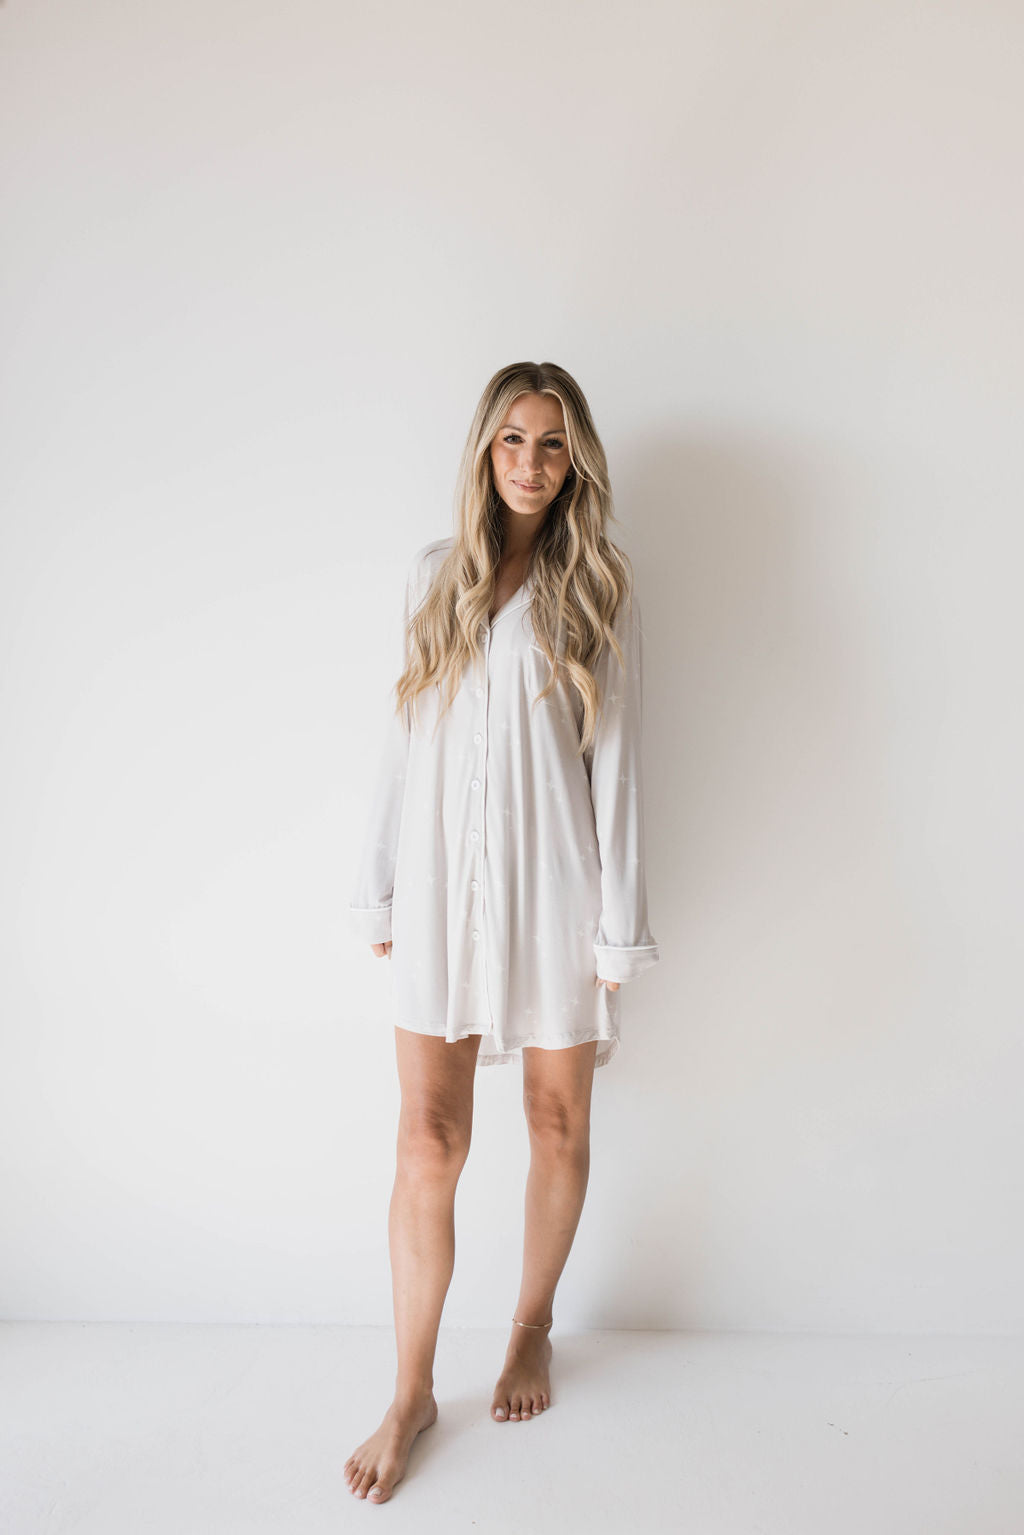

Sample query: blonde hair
[395,360,634,755]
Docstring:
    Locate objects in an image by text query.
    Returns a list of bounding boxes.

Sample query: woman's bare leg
[490,1039,597,1423]
[345,1026,481,1501]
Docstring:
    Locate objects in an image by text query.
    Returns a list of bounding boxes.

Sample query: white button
[470,880,478,890]
[473,732,482,743]
[471,778,480,789]
[470,830,479,841]
[472,929,480,940]
[475,687,484,697]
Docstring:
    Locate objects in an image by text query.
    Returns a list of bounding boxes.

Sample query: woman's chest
[488,569,529,623]
[413,611,585,752]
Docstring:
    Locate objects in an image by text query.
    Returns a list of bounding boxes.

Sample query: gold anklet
[512,1314,553,1329]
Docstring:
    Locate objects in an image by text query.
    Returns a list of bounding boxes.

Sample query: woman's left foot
[491,1324,552,1421]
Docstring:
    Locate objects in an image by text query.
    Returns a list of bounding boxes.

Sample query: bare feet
[344,1389,438,1502]
[491,1325,552,1422]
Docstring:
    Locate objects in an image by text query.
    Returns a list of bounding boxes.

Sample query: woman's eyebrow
[501,424,566,434]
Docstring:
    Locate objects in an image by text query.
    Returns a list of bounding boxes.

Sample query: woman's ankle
[393,1377,436,1405]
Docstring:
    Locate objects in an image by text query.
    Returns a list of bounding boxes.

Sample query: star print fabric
[349,536,660,1069]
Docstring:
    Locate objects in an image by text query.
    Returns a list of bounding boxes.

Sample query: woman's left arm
[585,588,661,985]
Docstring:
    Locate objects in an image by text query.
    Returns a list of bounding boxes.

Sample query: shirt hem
[478,1036,620,1070]
[394,1021,620,1070]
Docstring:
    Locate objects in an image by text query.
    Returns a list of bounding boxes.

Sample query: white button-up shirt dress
[349,537,659,1069]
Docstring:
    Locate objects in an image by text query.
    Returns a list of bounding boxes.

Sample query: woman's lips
[513,481,543,492]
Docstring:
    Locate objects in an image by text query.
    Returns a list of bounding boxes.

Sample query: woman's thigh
[393,1026,482,1144]
[521,1039,598,1129]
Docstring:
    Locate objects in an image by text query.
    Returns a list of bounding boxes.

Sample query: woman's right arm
[347,552,422,949]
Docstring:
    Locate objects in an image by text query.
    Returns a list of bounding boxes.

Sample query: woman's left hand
[596,977,620,991]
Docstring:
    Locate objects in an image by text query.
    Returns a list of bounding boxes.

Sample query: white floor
[1,1323,1020,1534]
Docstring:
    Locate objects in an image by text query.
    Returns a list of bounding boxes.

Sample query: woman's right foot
[344,1389,438,1503]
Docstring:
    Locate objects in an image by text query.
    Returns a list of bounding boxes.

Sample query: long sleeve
[584,588,661,984]
[347,554,420,946]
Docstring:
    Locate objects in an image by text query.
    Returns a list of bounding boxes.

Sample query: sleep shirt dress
[348,536,660,1069]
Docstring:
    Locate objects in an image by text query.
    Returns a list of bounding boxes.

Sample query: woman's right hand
[371,941,393,958]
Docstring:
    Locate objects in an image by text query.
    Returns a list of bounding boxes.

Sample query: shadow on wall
[592,423,929,1329]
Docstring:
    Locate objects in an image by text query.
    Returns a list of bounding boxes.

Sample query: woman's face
[489,393,572,520]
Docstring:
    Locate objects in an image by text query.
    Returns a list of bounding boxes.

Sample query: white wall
[1,0,1021,1332]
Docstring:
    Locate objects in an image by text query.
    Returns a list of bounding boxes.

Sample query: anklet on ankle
[512,1314,553,1329]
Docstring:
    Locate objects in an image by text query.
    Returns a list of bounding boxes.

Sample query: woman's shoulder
[410,535,454,572]
[406,535,454,607]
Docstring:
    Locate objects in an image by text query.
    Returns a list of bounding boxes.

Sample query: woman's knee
[397,1103,473,1179]
[393,1029,478,1179]
[523,1090,590,1155]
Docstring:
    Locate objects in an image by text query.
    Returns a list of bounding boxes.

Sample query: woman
[345,361,660,1502]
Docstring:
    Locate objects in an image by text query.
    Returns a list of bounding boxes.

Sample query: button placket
[477,626,495,1035]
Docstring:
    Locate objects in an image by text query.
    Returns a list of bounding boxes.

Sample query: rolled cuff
[593,942,660,985]
[349,904,393,946]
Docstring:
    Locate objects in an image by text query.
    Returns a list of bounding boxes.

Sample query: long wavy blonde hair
[395,361,634,756]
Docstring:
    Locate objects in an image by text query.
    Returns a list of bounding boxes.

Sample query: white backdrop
[1,0,1021,1332]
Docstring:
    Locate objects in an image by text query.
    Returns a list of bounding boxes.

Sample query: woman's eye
[502,435,565,448]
